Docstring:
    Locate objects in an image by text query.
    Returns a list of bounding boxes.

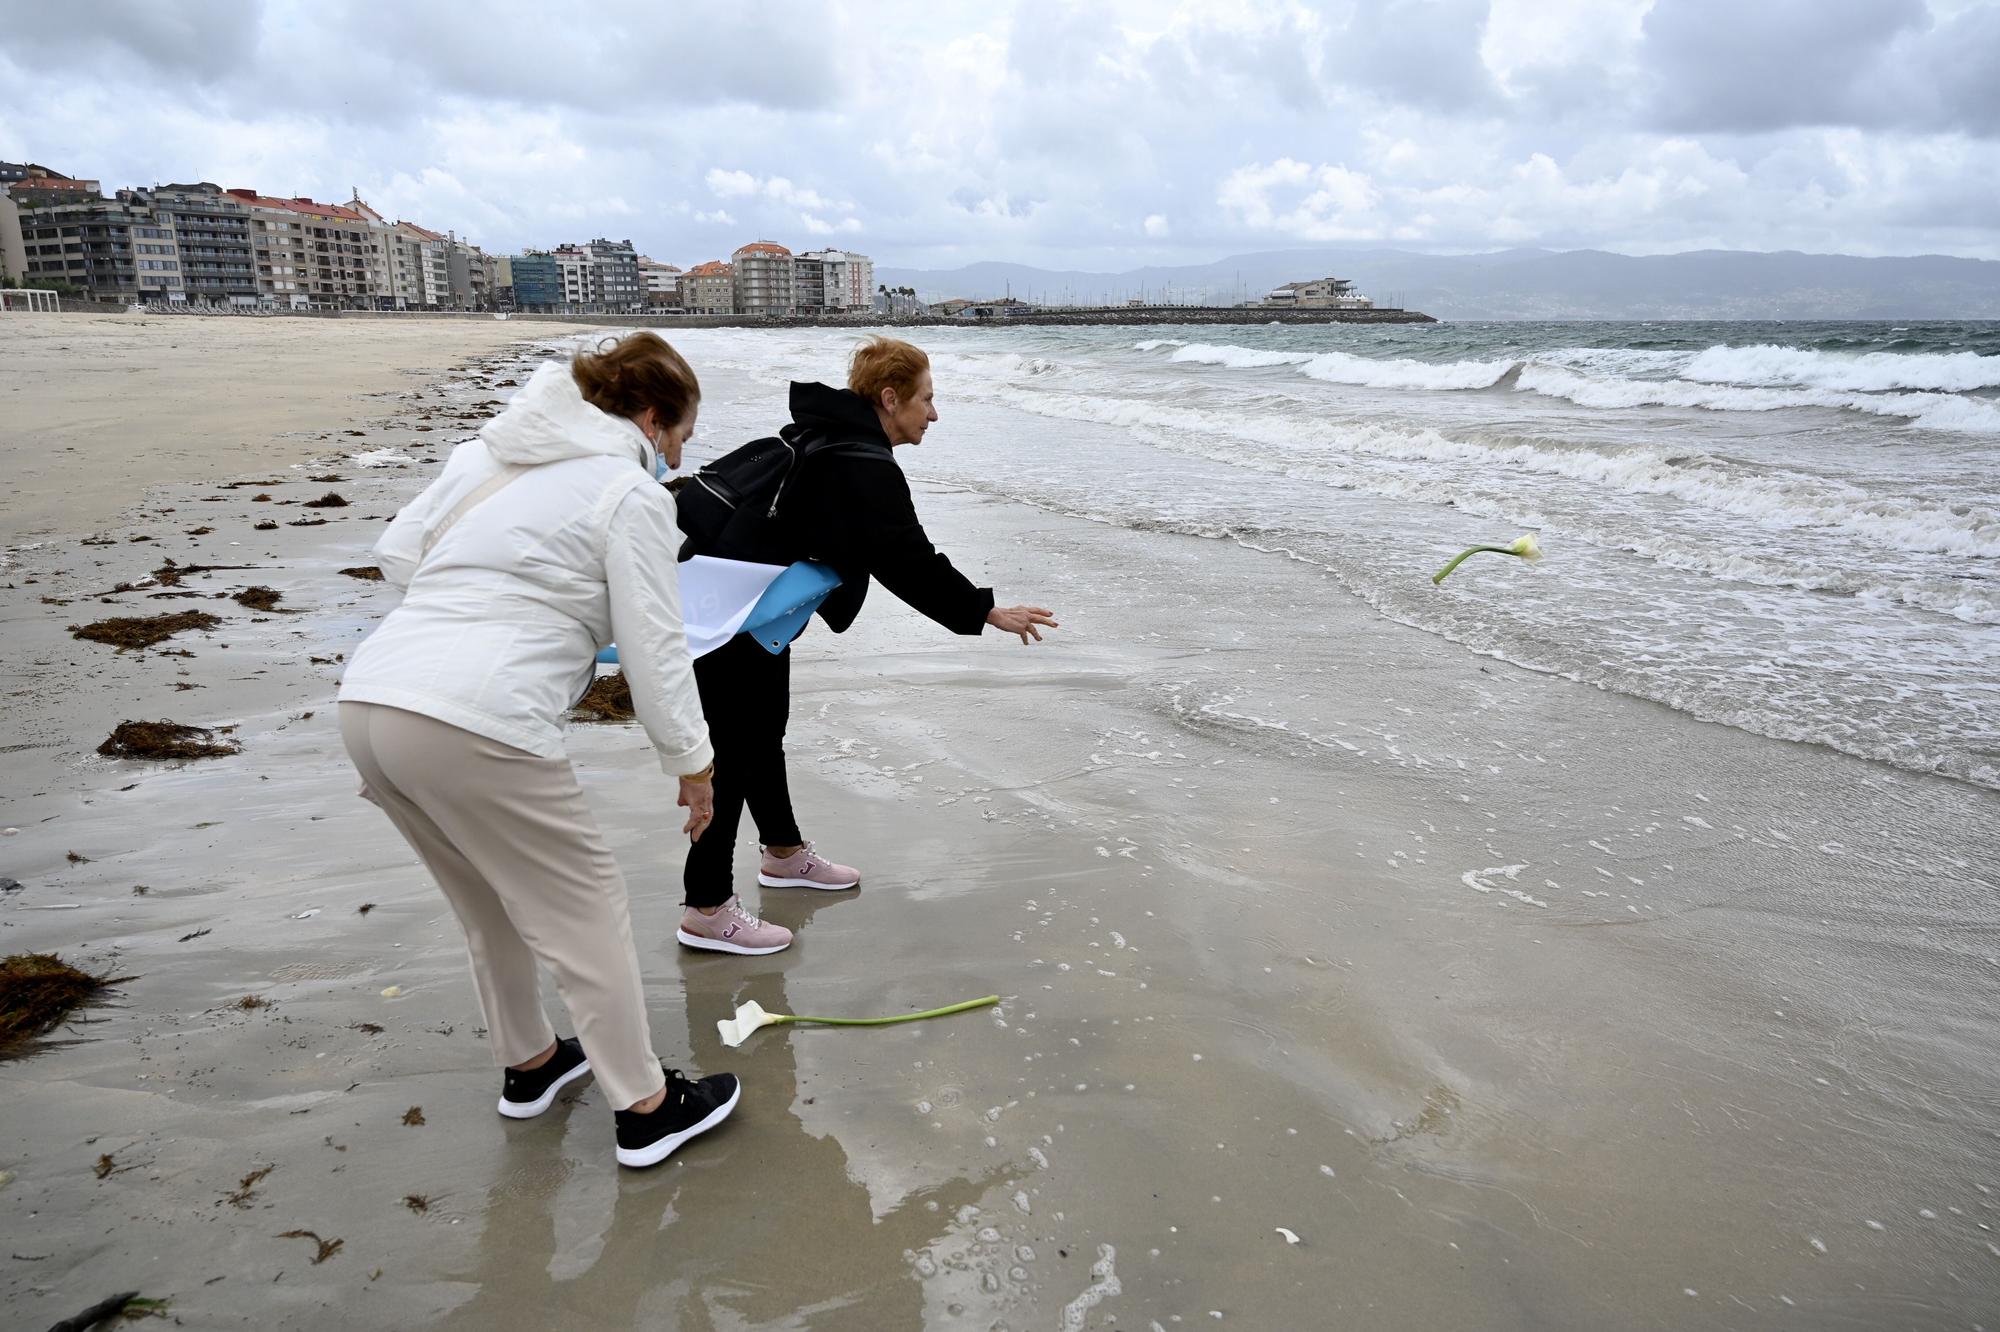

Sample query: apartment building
[16,192,152,302]
[638,256,682,307]
[508,251,562,309]
[446,236,495,309]
[547,244,590,307]
[732,241,794,316]
[799,248,874,312]
[792,253,826,312]
[134,184,258,305]
[586,238,642,311]
[14,180,251,305]
[678,261,735,314]
[391,222,453,308]
[8,158,501,310]
[227,190,386,308]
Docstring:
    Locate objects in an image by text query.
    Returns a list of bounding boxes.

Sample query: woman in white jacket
[338,332,741,1169]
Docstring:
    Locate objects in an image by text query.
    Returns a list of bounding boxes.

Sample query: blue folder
[597,561,841,664]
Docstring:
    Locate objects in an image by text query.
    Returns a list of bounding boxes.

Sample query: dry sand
[3,316,1998,1329]
[0,314,590,538]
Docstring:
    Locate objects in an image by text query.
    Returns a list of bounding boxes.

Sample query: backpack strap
[420,463,529,563]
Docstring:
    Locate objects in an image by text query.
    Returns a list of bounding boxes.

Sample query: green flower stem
[1432,545,1518,584]
[777,995,1000,1028]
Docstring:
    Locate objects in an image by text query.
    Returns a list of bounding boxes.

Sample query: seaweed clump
[302,492,350,509]
[233,586,285,612]
[571,672,634,722]
[70,610,220,651]
[1,953,129,1060]
[338,566,384,581]
[97,721,242,760]
[153,558,255,588]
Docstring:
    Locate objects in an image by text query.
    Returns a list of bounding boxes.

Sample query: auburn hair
[848,336,929,406]
[570,332,699,426]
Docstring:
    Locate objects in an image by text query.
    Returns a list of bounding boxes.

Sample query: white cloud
[706,168,845,213]
[704,168,759,198]
[0,1,1994,266]
[1218,159,1381,240]
[801,213,864,236]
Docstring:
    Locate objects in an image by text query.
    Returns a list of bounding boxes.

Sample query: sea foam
[1681,344,2000,393]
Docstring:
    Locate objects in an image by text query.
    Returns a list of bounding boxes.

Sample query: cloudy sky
[2,0,1996,271]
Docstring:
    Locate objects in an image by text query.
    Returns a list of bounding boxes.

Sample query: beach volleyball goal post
[1,288,61,313]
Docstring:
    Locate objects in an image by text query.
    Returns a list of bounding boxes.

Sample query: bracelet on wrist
[683,762,715,783]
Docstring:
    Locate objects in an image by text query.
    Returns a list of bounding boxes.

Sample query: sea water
[671,320,2000,791]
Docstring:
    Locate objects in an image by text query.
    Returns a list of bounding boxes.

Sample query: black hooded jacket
[776,381,993,636]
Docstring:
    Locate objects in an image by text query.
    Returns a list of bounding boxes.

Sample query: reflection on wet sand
[436,892,1008,1329]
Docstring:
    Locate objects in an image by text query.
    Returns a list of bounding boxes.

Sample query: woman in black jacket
[674,337,1057,956]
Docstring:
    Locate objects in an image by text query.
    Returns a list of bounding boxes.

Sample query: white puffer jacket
[338,360,713,777]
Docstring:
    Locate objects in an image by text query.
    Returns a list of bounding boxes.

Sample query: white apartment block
[800,248,873,312]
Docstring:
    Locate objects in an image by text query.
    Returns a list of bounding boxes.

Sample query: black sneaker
[497,1036,593,1119]
[614,1068,741,1168]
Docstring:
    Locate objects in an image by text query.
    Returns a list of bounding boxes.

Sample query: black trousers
[682,633,802,908]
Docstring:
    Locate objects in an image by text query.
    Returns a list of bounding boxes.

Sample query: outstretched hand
[987,604,1059,644]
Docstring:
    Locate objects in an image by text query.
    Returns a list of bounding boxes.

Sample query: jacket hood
[481,360,657,471]
[788,381,889,446]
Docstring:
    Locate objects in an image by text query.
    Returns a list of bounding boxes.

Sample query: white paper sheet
[677,555,788,658]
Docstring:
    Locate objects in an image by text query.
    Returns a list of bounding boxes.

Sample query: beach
[3,315,1998,1330]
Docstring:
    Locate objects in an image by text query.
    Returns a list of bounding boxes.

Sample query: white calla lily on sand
[1433,533,1546,585]
[717,995,1000,1048]
[716,1000,780,1047]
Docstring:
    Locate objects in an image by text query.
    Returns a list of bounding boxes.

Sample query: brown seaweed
[0,953,130,1060]
[70,610,220,651]
[571,672,634,722]
[97,721,242,761]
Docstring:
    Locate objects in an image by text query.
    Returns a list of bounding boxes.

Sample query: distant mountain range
[875,247,2000,320]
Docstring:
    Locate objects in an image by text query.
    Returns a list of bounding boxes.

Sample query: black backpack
[673,430,858,565]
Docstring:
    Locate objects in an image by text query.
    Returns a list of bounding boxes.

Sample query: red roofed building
[679,260,735,315]
[731,241,794,316]
[227,188,384,307]
[7,175,102,207]
[390,220,454,308]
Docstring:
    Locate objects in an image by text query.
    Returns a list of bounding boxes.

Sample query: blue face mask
[652,449,670,481]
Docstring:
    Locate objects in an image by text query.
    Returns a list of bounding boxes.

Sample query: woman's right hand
[679,772,714,840]
[986,604,1059,644]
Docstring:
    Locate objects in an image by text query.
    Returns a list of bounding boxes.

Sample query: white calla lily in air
[1433,533,1547,584]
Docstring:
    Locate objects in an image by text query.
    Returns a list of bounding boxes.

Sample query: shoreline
[3,320,1997,1328]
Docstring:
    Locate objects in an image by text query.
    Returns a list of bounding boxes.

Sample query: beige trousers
[339,702,666,1110]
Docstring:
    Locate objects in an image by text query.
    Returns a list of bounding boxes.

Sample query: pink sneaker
[758,841,861,891]
[676,897,793,956]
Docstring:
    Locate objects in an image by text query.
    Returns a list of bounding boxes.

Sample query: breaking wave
[1135,338,2000,432]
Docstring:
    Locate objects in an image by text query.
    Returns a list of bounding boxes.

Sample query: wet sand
[4,320,1999,1329]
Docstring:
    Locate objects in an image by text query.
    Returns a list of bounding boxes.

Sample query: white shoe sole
[676,927,791,956]
[616,1078,743,1168]
[496,1056,593,1119]
[756,872,861,890]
